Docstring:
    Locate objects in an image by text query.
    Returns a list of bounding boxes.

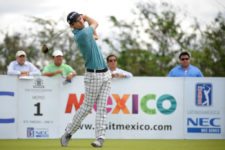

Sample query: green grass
[0,139,225,150]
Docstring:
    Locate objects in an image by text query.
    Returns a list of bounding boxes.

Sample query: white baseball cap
[16,50,26,57]
[52,50,63,57]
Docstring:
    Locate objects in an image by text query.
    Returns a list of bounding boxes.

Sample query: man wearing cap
[42,50,76,81]
[7,50,41,76]
[60,12,111,148]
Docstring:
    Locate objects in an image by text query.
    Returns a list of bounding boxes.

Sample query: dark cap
[67,11,81,24]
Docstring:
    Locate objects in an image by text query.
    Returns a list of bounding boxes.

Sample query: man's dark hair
[106,54,117,62]
[179,51,190,59]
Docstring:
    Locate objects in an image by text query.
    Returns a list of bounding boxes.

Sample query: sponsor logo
[187,117,221,134]
[27,127,35,137]
[195,83,212,106]
[33,78,44,88]
[27,127,49,138]
[65,93,177,115]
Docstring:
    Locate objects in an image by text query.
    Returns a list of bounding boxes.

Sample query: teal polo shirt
[72,27,107,70]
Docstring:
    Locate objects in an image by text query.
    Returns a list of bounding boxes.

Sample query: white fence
[0,75,224,139]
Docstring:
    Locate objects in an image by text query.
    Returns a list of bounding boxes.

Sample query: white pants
[65,70,111,139]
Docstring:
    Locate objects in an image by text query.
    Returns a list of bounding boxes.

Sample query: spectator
[107,54,133,78]
[42,50,76,81]
[167,51,203,77]
[7,50,41,76]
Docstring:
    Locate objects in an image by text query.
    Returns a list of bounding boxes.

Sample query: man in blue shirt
[168,51,203,77]
[60,12,111,148]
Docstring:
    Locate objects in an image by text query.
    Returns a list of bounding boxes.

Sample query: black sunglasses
[108,59,117,62]
[180,58,189,61]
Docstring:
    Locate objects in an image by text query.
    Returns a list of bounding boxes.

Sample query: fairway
[0,139,225,150]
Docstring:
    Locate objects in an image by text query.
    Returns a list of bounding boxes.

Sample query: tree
[192,13,225,76]
[104,1,198,76]
[0,17,85,75]
[28,17,85,74]
[118,49,162,76]
[0,33,36,74]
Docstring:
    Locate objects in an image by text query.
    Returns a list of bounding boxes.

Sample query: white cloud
[0,0,49,15]
[0,0,224,40]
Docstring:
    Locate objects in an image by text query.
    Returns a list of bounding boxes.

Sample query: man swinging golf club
[60,11,111,148]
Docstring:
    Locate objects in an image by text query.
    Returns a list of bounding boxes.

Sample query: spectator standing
[107,54,133,78]
[168,51,203,77]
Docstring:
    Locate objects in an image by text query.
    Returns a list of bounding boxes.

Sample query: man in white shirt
[107,54,133,78]
[7,50,41,76]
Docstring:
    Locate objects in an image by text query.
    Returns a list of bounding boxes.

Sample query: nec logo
[27,127,49,138]
[187,117,220,127]
[187,117,221,134]
[195,83,212,106]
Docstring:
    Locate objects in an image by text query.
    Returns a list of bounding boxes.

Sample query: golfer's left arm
[83,15,99,40]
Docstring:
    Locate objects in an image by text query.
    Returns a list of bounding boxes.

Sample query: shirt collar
[16,61,28,66]
[72,29,79,34]
[178,64,191,70]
